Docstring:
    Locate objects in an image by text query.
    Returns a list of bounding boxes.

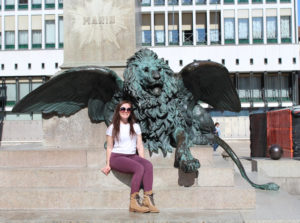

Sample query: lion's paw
[179,158,200,173]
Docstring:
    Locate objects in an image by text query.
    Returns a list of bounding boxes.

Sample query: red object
[266,109,293,158]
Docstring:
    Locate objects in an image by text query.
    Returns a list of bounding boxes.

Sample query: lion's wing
[12,66,123,122]
[179,61,241,112]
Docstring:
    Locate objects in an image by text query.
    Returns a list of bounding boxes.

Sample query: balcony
[253,38,263,44]
[154,0,165,5]
[168,0,178,5]
[45,3,55,8]
[225,39,235,44]
[142,0,151,6]
[196,0,206,4]
[267,38,277,43]
[281,38,291,43]
[32,3,41,9]
[18,4,28,9]
[5,4,15,10]
[182,0,192,5]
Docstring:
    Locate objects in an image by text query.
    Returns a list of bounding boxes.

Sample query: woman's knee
[143,160,153,172]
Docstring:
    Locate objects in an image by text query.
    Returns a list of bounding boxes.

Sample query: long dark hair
[111,100,137,142]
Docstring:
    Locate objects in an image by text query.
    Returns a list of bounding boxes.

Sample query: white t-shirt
[106,123,142,154]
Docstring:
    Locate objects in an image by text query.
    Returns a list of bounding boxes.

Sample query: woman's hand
[101,165,111,175]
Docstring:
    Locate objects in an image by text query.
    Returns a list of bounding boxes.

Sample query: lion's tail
[214,135,279,191]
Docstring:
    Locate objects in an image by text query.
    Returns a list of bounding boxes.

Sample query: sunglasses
[120,107,131,112]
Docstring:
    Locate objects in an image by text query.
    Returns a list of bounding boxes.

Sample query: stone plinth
[252,158,300,195]
[0,144,255,210]
[42,108,107,148]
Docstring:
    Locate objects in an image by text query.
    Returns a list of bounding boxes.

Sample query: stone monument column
[43,0,141,148]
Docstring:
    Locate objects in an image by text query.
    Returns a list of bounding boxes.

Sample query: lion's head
[124,49,178,102]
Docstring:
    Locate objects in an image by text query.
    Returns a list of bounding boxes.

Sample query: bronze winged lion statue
[13,48,279,191]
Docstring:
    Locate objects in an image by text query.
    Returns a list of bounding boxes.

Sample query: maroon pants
[110,153,153,194]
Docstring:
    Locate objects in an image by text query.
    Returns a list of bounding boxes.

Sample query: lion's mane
[123,49,188,156]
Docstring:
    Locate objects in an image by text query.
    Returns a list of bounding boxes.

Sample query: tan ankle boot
[129,192,150,213]
[143,190,160,213]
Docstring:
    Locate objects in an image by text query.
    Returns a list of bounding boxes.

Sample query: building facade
[0,0,299,138]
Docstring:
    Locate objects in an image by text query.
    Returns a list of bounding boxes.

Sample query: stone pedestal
[43,0,141,147]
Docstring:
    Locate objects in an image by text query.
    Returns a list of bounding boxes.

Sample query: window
[19,0,28,9]
[0,33,2,47]
[264,58,268,64]
[224,18,235,44]
[5,31,15,49]
[278,58,282,64]
[210,12,220,44]
[32,0,41,9]
[58,0,63,8]
[5,0,15,10]
[238,75,251,102]
[252,17,263,43]
[183,30,193,45]
[169,30,179,45]
[155,30,164,45]
[168,13,179,45]
[45,0,55,8]
[142,30,151,46]
[142,0,151,6]
[196,28,206,44]
[168,0,178,5]
[32,30,42,48]
[32,82,42,90]
[250,58,253,65]
[266,17,277,43]
[236,59,239,65]
[280,16,291,43]
[222,59,225,65]
[266,74,279,101]
[1,64,4,70]
[41,63,45,69]
[179,60,183,66]
[28,63,31,69]
[15,64,18,70]
[238,18,249,44]
[45,20,55,48]
[6,83,17,106]
[19,82,29,100]
[210,0,220,3]
[19,30,28,48]
[280,74,290,101]
[293,58,296,64]
[252,74,263,101]
[59,17,64,48]
[55,63,58,69]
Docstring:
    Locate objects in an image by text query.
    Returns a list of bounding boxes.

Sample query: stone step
[0,185,255,210]
[0,162,234,188]
[0,145,213,168]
